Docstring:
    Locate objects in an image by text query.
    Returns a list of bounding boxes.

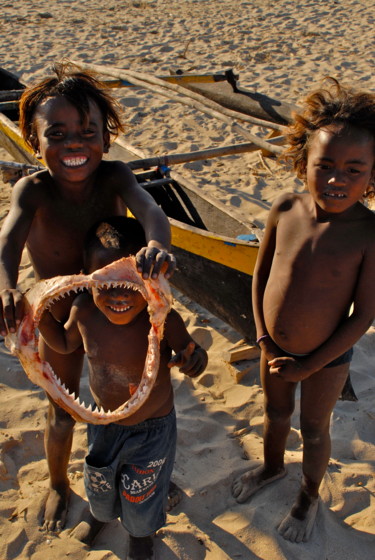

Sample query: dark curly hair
[284,78,375,196]
[19,61,124,149]
[83,216,146,272]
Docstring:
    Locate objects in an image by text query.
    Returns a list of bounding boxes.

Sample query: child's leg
[127,535,154,560]
[119,410,177,559]
[232,352,296,502]
[40,339,83,532]
[278,362,349,542]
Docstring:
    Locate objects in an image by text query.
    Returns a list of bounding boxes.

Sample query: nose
[327,169,346,185]
[64,132,83,149]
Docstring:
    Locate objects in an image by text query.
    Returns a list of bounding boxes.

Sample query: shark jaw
[5,257,172,424]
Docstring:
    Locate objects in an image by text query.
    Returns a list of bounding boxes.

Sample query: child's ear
[29,133,41,157]
[103,130,110,153]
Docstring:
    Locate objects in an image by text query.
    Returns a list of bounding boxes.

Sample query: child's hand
[268,356,306,382]
[0,288,24,336]
[168,341,208,377]
[136,246,176,279]
[259,337,284,362]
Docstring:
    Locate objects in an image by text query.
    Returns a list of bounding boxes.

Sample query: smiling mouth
[324,191,346,199]
[62,156,88,167]
[108,304,131,313]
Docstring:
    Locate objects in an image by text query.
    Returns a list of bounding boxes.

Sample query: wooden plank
[223,342,260,363]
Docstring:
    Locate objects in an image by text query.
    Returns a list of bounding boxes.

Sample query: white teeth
[325,192,346,198]
[109,305,130,312]
[63,157,87,167]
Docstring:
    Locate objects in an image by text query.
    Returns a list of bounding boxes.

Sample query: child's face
[89,249,148,326]
[31,95,110,187]
[305,124,375,214]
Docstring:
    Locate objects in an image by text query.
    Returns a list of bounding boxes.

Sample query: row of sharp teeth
[35,283,141,318]
[31,279,153,418]
[54,371,117,415]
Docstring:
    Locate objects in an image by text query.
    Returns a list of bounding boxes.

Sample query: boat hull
[0,67,260,341]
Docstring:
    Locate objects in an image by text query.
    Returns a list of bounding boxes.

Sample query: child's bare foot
[127,535,154,560]
[167,480,182,511]
[232,465,286,503]
[277,489,319,542]
[70,509,106,545]
[42,485,70,532]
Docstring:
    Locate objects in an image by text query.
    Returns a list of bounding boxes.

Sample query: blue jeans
[84,408,177,537]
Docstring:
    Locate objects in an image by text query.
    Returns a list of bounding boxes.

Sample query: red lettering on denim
[122,484,156,503]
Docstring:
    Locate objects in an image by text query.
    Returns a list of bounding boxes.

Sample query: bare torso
[26,165,127,280]
[76,298,174,425]
[263,194,375,353]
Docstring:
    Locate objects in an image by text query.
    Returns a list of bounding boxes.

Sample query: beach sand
[0,1,374,559]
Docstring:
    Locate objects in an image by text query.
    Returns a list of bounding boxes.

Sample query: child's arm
[0,177,38,335]
[113,162,176,279]
[38,303,83,354]
[252,195,287,361]
[165,310,208,377]
[269,238,375,381]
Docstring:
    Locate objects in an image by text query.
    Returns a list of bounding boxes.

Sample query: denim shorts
[84,407,177,537]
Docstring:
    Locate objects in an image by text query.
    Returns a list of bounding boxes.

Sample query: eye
[47,129,64,139]
[348,168,360,174]
[82,128,96,137]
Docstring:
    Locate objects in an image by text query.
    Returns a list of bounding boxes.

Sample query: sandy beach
[0,1,374,559]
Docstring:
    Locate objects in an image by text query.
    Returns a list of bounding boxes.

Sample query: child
[38,216,208,560]
[0,62,175,532]
[232,79,375,543]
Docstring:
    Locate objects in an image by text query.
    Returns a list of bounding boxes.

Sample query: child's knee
[47,402,76,430]
[264,402,294,423]
[300,422,329,444]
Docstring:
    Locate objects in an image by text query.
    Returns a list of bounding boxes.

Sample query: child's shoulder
[271,191,306,214]
[357,204,375,236]
[12,169,53,200]
[99,159,133,176]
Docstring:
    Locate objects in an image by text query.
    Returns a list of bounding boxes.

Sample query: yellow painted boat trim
[170,221,258,275]
[104,74,225,89]
[125,213,258,276]
[0,120,31,155]
[0,115,44,165]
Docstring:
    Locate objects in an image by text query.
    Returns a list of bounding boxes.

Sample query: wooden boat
[0,67,261,342]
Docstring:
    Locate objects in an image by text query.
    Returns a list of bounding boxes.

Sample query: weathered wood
[223,341,260,363]
[181,80,299,125]
[71,61,286,154]
[127,138,284,170]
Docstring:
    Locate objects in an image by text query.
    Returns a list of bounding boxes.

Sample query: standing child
[232,79,375,542]
[0,63,175,532]
[38,216,208,560]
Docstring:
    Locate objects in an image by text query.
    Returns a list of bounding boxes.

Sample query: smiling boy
[0,63,175,531]
[38,216,207,559]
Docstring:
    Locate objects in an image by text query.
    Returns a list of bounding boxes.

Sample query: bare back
[262,193,375,353]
